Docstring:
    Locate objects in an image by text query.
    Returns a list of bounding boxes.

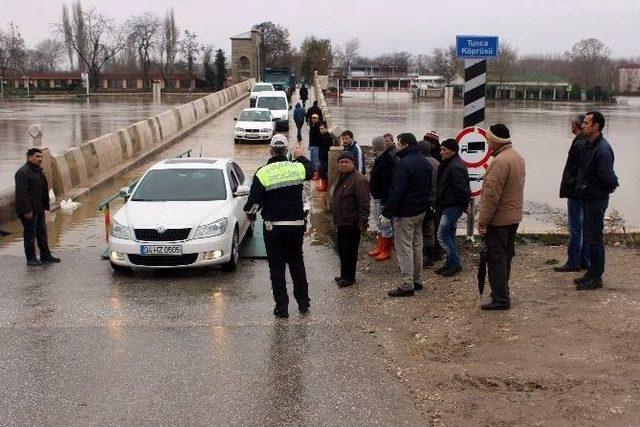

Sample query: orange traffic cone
[368,235,383,258]
[374,237,393,261]
[316,179,327,192]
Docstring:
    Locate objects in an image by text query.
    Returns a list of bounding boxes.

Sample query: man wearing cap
[244,134,313,318]
[330,151,370,287]
[435,138,470,276]
[382,133,432,297]
[478,124,526,310]
[417,131,442,267]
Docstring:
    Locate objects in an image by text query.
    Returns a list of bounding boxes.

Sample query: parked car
[233,108,274,144]
[255,90,290,131]
[108,158,252,272]
[249,82,275,107]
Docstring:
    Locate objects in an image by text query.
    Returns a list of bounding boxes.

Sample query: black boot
[422,246,434,268]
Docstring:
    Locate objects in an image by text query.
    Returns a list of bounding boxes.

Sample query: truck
[261,68,294,99]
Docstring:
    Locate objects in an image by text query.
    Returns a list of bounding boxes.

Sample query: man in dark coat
[14,148,60,266]
[555,114,590,272]
[305,101,323,124]
[316,121,333,192]
[299,84,309,107]
[330,151,370,288]
[382,133,432,297]
[368,133,396,261]
[417,131,441,267]
[435,139,470,277]
[573,111,619,291]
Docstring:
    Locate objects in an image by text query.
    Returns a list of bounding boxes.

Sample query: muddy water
[0,97,187,191]
[327,96,640,228]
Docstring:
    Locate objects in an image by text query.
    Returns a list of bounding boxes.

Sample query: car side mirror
[119,186,131,199]
[233,185,250,197]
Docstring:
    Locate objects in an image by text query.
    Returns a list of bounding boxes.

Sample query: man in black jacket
[572,111,619,290]
[299,84,309,107]
[368,133,396,261]
[382,133,432,297]
[14,148,60,266]
[305,101,323,124]
[556,114,590,272]
[435,139,470,276]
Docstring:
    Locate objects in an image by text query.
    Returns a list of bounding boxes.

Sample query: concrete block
[0,189,16,225]
[132,120,154,151]
[177,103,196,127]
[155,109,179,140]
[193,98,207,119]
[52,152,74,195]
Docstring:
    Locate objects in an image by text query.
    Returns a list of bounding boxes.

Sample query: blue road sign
[456,35,499,58]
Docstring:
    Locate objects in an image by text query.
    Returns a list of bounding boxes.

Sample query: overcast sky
[3,0,639,58]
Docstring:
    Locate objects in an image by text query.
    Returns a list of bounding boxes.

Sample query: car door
[227,164,248,239]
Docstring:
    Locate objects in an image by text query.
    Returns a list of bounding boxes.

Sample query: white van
[255,90,289,131]
[249,82,275,107]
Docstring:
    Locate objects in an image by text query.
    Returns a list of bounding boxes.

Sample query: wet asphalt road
[0,93,426,425]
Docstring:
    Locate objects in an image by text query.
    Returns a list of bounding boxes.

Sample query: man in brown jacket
[478,124,526,310]
[331,151,370,287]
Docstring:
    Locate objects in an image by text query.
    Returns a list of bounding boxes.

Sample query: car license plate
[246,133,258,138]
[140,245,182,255]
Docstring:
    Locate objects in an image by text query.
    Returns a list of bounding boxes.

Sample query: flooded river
[327,96,640,228]
[0,96,186,191]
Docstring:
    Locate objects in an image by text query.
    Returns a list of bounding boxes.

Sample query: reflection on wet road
[0,93,426,425]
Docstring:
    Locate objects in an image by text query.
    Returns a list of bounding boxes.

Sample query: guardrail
[97,148,193,259]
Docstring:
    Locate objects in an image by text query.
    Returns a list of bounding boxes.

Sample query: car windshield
[256,97,286,110]
[131,169,227,201]
[252,85,273,92]
[238,110,271,122]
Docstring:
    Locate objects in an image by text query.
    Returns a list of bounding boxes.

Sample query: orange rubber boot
[368,235,383,258]
[375,237,393,261]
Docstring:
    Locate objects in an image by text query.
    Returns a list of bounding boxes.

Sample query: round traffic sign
[456,126,492,168]
[468,163,489,197]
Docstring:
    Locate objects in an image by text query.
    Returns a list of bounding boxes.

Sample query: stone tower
[230,30,261,82]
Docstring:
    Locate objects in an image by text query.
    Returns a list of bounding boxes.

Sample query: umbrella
[477,239,488,295]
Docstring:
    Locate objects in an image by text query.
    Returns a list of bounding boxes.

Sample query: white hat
[270,134,288,147]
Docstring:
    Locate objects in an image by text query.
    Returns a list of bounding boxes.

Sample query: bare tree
[127,12,160,90]
[72,1,87,72]
[159,8,178,86]
[333,38,360,73]
[430,46,460,84]
[61,4,74,69]
[411,54,431,75]
[0,22,27,77]
[567,38,611,89]
[57,7,125,90]
[488,41,518,90]
[178,29,200,90]
[29,38,66,71]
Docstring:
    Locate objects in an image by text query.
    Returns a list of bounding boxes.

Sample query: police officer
[244,134,313,318]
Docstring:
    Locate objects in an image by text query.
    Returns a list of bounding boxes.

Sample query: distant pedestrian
[293,101,306,142]
[417,131,441,267]
[555,114,590,272]
[573,111,619,290]
[368,133,396,261]
[477,124,525,310]
[331,151,370,288]
[434,138,470,276]
[14,148,60,266]
[340,130,366,174]
[308,114,321,179]
[299,84,309,108]
[306,101,323,124]
[382,133,432,297]
[316,121,333,192]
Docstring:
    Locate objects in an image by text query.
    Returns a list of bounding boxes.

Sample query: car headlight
[110,219,131,239]
[234,127,244,132]
[193,218,228,239]
[260,128,271,132]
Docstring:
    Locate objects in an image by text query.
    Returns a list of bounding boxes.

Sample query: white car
[108,158,252,272]
[255,90,290,131]
[249,82,275,107]
[233,108,274,144]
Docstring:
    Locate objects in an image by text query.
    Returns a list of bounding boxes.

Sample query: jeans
[394,213,425,290]
[566,198,590,268]
[372,199,393,238]
[485,224,519,305]
[309,146,319,171]
[296,123,303,142]
[19,211,51,261]
[337,224,361,281]
[437,206,464,268]
[263,225,310,310]
[583,197,609,280]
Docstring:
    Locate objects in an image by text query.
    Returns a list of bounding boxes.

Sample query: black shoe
[554,264,580,272]
[422,256,434,268]
[334,276,342,283]
[576,278,603,290]
[337,279,355,288]
[298,304,310,314]
[413,282,423,291]
[41,255,61,263]
[481,302,510,310]
[273,307,289,318]
[387,287,415,297]
[435,265,448,275]
[27,259,44,266]
[573,274,591,285]
[441,265,463,277]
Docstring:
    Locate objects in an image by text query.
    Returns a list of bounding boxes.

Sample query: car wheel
[110,261,132,274]
[234,138,240,144]
[222,228,240,272]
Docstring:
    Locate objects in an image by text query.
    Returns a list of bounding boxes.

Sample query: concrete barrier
[176,103,196,127]
[193,98,207,119]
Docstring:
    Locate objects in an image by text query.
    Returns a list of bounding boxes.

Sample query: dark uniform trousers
[337,224,361,281]
[263,224,310,310]
[19,212,51,261]
[485,223,519,305]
